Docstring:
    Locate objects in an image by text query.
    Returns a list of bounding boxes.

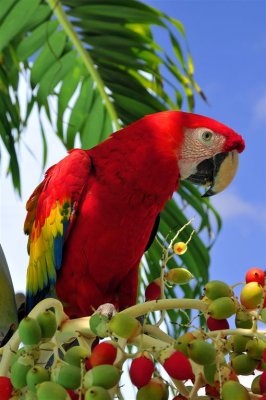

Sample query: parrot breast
[55,129,180,317]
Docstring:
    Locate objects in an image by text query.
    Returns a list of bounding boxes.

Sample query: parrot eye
[200,130,213,143]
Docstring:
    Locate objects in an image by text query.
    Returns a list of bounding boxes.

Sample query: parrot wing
[24,149,92,313]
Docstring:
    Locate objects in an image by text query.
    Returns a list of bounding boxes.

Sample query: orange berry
[245,267,265,287]
[90,342,117,367]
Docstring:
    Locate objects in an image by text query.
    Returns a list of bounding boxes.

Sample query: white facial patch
[178,127,226,179]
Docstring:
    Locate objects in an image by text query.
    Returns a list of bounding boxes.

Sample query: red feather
[25,111,245,317]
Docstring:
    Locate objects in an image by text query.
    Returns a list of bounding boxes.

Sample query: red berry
[207,316,229,331]
[145,279,161,301]
[246,267,265,287]
[205,383,220,398]
[85,358,92,371]
[263,349,266,363]
[0,376,13,400]
[260,370,266,394]
[90,342,117,367]
[67,390,80,400]
[129,355,154,388]
[163,351,194,381]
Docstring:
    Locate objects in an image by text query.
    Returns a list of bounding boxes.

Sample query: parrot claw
[96,303,117,319]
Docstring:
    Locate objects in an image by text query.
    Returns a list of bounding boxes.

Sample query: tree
[0,0,221,332]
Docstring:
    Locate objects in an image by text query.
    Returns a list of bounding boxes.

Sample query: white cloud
[212,191,266,228]
[254,95,266,123]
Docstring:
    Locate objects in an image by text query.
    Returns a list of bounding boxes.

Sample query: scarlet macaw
[24,111,245,317]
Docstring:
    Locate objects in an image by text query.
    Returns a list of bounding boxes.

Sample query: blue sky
[0,0,265,295]
[147,0,266,286]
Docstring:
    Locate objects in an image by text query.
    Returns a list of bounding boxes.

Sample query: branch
[120,298,208,318]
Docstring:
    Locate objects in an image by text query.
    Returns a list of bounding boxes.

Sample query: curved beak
[187,150,239,197]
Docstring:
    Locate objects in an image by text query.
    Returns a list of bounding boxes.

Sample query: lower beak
[187,150,239,197]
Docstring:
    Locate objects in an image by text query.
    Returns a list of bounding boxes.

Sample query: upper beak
[187,150,239,197]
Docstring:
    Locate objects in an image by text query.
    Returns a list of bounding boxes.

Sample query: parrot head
[176,112,245,197]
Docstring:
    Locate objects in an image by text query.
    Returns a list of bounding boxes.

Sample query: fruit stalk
[120,298,208,318]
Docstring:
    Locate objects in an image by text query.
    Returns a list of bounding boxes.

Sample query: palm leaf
[0,0,220,333]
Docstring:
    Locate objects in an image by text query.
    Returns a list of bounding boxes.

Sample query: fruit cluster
[1,258,266,399]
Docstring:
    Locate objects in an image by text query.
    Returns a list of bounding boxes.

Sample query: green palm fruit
[231,353,257,375]
[235,310,253,329]
[204,280,232,300]
[10,354,35,389]
[227,335,250,353]
[108,314,141,339]
[85,386,111,400]
[246,338,266,360]
[251,375,261,394]
[64,345,90,367]
[36,381,70,400]
[187,339,216,365]
[174,332,195,357]
[164,268,194,285]
[136,378,164,400]
[89,314,109,337]
[51,361,81,390]
[19,317,42,345]
[26,365,50,393]
[261,309,266,324]
[84,365,121,389]
[24,391,38,399]
[207,297,236,320]
[221,380,250,400]
[36,310,57,340]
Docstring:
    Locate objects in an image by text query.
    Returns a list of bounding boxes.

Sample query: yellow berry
[173,242,187,255]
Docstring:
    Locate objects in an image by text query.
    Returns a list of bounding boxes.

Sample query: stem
[120,298,208,318]
[144,325,175,344]
[131,333,170,352]
[168,217,194,249]
[172,380,191,398]
[46,0,121,131]
[189,372,203,399]
[207,327,266,342]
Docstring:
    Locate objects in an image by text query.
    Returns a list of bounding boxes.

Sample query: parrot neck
[89,111,183,206]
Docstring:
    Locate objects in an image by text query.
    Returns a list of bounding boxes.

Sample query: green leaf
[38,114,48,170]
[0,0,40,52]
[80,92,105,149]
[57,64,83,140]
[37,50,77,104]
[30,30,67,87]
[16,20,58,61]
[169,32,186,69]
[66,76,94,149]
[70,4,164,25]
[0,0,17,23]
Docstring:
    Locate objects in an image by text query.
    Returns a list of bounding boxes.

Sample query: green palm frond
[0,0,221,333]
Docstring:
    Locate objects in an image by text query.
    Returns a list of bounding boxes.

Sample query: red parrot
[24,111,245,317]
